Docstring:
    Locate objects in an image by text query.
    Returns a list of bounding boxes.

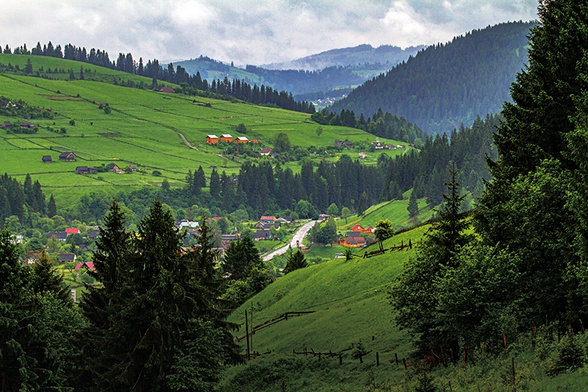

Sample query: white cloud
[0,0,538,65]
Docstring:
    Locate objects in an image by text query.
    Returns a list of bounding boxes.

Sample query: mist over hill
[329,21,536,134]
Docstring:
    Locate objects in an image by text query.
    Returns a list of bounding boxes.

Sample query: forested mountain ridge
[260,44,424,71]
[173,45,423,100]
[330,21,535,134]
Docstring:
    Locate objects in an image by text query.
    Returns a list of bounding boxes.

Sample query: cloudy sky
[2,0,538,66]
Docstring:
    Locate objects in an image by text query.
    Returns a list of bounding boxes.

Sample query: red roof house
[65,227,80,235]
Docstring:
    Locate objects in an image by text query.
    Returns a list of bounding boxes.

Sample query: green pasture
[229,225,428,354]
[0,55,407,210]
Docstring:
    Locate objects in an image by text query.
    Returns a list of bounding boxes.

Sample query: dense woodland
[331,21,534,134]
[391,0,588,374]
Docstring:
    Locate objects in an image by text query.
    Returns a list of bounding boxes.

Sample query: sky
[1,0,538,66]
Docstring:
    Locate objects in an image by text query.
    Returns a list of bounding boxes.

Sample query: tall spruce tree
[79,200,239,391]
[390,164,469,354]
[475,0,588,329]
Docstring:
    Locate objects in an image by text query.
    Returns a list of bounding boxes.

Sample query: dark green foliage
[313,217,338,245]
[283,249,307,274]
[222,236,265,281]
[32,249,71,303]
[0,229,83,390]
[390,166,469,353]
[78,200,239,391]
[272,132,291,153]
[374,219,394,251]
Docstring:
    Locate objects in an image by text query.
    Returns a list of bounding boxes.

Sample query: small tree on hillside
[374,219,394,251]
[283,249,307,274]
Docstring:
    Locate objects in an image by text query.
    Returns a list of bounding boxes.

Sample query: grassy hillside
[223,223,588,391]
[0,54,409,209]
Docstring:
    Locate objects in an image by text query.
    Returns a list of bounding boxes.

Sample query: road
[262,220,318,262]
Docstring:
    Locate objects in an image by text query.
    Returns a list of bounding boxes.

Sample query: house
[75,261,95,271]
[260,148,272,156]
[75,166,97,174]
[65,227,80,235]
[19,122,35,129]
[86,228,100,240]
[42,155,52,163]
[206,135,219,144]
[160,87,175,93]
[59,151,76,161]
[47,231,67,241]
[127,165,137,172]
[106,163,119,172]
[358,152,367,159]
[176,220,199,230]
[374,141,384,150]
[235,136,249,144]
[335,139,354,149]
[255,221,280,230]
[343,236,366,247]
[260,215,276,223]
[221,234,239,250]
[220,134,233,143]
[0,121,12,129]
[253,229,272,240]
[59,253,77,263]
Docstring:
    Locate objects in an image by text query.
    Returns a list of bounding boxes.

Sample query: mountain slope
[173,44,423,99]
[260,44,424,71]
[330,21,535,134]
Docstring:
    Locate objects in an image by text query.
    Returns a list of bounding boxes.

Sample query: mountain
[172,44,423,101]
[260,44,424,71]
[329,21,536,134]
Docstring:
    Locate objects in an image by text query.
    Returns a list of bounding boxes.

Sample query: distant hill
[173,44,423,101]
[330,21,536,134]
[260,44,424,71]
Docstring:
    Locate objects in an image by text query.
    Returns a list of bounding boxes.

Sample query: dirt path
[178,132,198,150]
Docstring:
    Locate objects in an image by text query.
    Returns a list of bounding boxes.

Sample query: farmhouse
[260,148,272,156]
[65,227,80,235]
[59,151,76,161]
[42,155,52,163]
[260,215,276,223]
[206,135,219,144]
[253,229,272,241]
[47,231,67,241]
[220,134,233,143]
[75,166,97,175]
[75,261,95,271]
[235,136,249,144]
[59,253,77,263]
[160,87,175,93]
[0,121,12,129]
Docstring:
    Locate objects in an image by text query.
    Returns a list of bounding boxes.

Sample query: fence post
[339,353,343,365]
[376,352,380,366]
[245,310,250,360]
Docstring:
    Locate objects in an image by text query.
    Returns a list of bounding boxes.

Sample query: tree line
[2,42,315,114]
[391,1,588,373]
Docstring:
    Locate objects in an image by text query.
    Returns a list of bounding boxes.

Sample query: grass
[0,54,410,210]
[223,222,588,391]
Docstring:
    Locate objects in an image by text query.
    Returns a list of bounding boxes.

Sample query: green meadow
[0,54,410,209]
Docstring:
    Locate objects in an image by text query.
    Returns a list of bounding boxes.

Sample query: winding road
[262,220,318,262]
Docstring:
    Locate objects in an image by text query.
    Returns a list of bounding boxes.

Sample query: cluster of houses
[206,134,251,145]
[1,121,36,130]
[40,151,138,175]
[340,224,374,248]
[44,226,100,270]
